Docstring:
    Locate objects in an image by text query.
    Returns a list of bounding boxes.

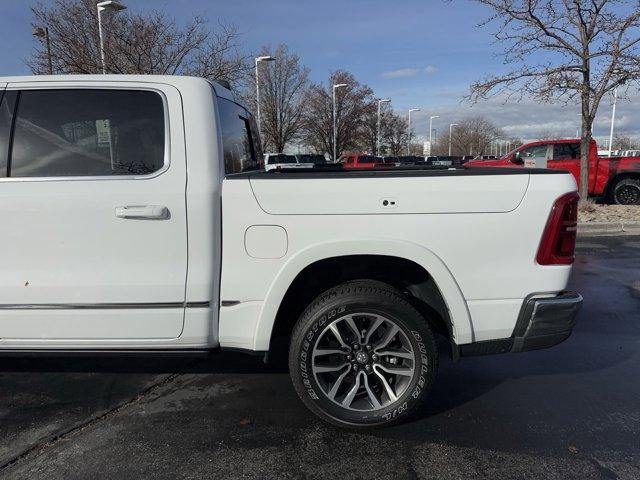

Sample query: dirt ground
[578,203,640,223]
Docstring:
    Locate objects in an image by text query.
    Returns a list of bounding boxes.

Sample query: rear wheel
[288,280,438,428]
[611,177,640,205]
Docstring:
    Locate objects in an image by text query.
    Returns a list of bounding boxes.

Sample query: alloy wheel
[615,184,640,205]
[311,313,416,411]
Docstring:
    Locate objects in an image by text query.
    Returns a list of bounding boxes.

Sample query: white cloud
[396,93,640,143]
[382,66,439,79]
[382,68,419,79]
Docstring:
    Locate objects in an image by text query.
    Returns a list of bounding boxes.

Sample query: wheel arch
[252,239,472,354]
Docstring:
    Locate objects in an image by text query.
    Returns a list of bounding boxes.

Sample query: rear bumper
[459,291,583,357]
[511,291,583,352]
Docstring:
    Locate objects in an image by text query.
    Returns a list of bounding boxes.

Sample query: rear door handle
[115,205,170,220]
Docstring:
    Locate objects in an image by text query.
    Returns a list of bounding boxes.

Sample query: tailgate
[250,174,529,214]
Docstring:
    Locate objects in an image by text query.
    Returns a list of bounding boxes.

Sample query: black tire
[288,280,438,428]
[611,177,640,205]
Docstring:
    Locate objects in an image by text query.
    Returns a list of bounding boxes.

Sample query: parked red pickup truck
[340,154,392,169]
[465,139,640,205]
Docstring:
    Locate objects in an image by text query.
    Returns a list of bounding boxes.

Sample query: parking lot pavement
[1,234,639,480]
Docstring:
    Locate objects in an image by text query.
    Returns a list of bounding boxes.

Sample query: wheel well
[605,172,640,200]
[269,255,455,357]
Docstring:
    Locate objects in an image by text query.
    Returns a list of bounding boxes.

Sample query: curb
[578,221,640,235]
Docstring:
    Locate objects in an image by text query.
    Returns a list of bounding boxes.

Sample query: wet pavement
[0,234,639,479]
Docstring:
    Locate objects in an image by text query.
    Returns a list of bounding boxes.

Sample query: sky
[0,0,637,143]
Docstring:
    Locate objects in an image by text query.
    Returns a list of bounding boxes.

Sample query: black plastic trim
[0,348,215,358]
[225,166,569,180]
[459,338,513,357]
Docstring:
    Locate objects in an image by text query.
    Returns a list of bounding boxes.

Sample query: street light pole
[407,108,420,155]
[448,123,458,156]
[32,27,53,75]
[376,99,391,156]
[96,1,126,74]
[254,55,276,143]
[428,115,439,155]
[332,83,348,161]
[608,87,618,157]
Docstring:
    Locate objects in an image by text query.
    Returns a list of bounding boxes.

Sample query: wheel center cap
[355,351,369,364]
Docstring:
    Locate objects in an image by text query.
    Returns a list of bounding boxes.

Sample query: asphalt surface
[1,234,639,479]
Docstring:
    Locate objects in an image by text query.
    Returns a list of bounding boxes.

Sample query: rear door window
[553,143,580,160]
[9,89,165,177]
[217,97,262,174]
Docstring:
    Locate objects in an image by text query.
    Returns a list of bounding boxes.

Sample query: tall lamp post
[97,1,126,74]
[376,98,391,155]
[332,83,348,161]
[407,108,420,155]
[576,113,581,138]
[448,123,458,156]
[32,27,53,75]
[608,87,619,157]
[255,55,276,142]
[428,115,439,155]
[432,128,437,154]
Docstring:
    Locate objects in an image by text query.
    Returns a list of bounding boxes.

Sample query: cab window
[521,144,548,158]
[553,143,580,160]
[9,89,165,177]
[217,97,262,174]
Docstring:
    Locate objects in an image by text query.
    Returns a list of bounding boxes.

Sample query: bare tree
[301,71,376,159]
[243,45,310,152]
[361,100,394,155]
[537,130,569,140]
[29,0,248,86]
[383,114,409,156]
[436,116,504,156]
[613,133,638,150]
[470,0,640,198]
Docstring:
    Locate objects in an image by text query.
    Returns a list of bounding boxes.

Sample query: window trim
[0,85,171,182]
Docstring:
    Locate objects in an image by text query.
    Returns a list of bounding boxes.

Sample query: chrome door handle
[115,205,170,220]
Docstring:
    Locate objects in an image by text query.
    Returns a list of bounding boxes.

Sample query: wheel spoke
[362,373,382,409]
[341,371,363,407]
[376,348,414,360]
[373,367,397,402]
[343,315,361,342]
[329,324,349,349]
[327,366,352,400]
[376,364,413,377]
[373,324,399,351]
[312,348,345,358]
[363,316,385,345]
[314,363,349,373]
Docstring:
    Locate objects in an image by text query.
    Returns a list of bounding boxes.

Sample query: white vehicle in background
[295,154,328,165]
[264,153,313,171]
[0,75,582,428]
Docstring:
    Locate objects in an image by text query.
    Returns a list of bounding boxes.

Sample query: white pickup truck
[0,75,582,427]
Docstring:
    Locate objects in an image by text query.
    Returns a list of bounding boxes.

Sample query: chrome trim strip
[0,301,210,310]
[221,300,240,307]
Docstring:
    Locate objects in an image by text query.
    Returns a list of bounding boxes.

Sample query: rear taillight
[536,192,580,265]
